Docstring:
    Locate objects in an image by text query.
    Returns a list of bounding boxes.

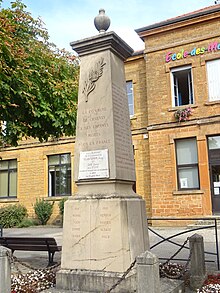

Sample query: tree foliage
[0,0,79,146]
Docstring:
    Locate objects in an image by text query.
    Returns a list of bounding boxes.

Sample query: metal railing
[147,217,220,270]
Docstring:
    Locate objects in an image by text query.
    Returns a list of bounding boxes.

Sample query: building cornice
[0,136,76,152]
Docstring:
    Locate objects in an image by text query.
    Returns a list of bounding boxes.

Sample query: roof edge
[135,5,220,34]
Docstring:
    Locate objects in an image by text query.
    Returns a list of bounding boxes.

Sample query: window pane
[60,167,68,195]
[61,154,70,164]
[0,161,8,170]
[129,105,134,116]
[9,170,17,196]
[67,170,71,194]
[55,169,60,196]
[206,59,220,101]
[208,136,220,150]
[178,166,199,189]
[176,138,198,165]
[49,170,55,197]
[9,160,17,169]
[48,155,59,165]
[126,81,134,116]
[0,172,8,197]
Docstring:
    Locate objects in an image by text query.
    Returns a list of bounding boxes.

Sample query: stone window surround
[43,151,74,197]
[165,61,196,109]
[0,159,18,198]
[175,137,200,190]
[169,133,204,196]
[126,73,137,120]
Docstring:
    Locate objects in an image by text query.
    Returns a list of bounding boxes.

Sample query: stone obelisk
[57,9,149,292]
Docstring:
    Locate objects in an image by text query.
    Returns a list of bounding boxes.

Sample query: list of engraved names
[112,83,134,172]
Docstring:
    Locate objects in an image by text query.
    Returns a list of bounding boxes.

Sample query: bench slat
[2,245,61,251]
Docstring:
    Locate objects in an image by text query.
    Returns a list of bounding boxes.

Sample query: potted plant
[174,107,192,122]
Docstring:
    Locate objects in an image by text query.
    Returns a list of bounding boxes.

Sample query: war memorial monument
[56,9,149,292]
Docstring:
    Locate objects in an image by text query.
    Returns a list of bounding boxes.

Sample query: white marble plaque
[78,149,109,180]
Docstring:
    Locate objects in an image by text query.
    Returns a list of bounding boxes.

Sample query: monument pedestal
[58,195,148,292]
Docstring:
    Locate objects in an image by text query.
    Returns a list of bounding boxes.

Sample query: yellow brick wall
[125,54,152,216]
[0,137,76,224]
[145,15,220,126]
[149,123,220,217]
[136,10,220,219]
[125,53,148,129]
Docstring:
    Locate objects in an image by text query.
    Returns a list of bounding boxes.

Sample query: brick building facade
[130,4,220,217]
[0,4,220,222]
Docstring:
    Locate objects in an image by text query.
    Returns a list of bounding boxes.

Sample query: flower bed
[11,269,56,293]
[197,273,220,292]
[10,264,220,292]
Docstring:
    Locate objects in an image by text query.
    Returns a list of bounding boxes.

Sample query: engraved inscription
[99,206,112,239]
[78,106,111,147]
[71,207,81,241]
[78,149,109,180]
[112,83,135,172]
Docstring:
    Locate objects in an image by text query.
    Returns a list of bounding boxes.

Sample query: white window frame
[175,138,200,190]
[206,59,220,102]
[48,153,71,197]
[0,159,17,197]
[126,81,134,117]
[171,65,194,107]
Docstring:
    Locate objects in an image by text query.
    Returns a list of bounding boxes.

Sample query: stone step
[161,278,185,293]
[42,277,185,293]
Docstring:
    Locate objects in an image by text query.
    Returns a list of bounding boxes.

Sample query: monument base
[60,196,149,272]
[56,269,137,293]
[57,195,149,292]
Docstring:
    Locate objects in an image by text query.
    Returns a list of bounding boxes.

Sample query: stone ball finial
[94,9,110,33]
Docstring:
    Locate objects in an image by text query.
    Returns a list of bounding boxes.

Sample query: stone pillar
[56,13,149,293]
[0,246,11,293]
[136,251,161,293]
[189,234,206,290]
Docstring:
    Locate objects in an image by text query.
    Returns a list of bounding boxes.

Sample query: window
[0,160,17,197]
[175,138,199,190]
[126,81,134,116]
[208,135,220,150]
[171,66,194,107]
[1,121,6,136]
[206,59,220,101]
[48,154,71,196]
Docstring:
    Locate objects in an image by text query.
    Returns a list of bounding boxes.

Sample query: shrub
[58,198,68,218]
[16,217,38,228]
[0,204,27,228]
[34,199,54,225]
